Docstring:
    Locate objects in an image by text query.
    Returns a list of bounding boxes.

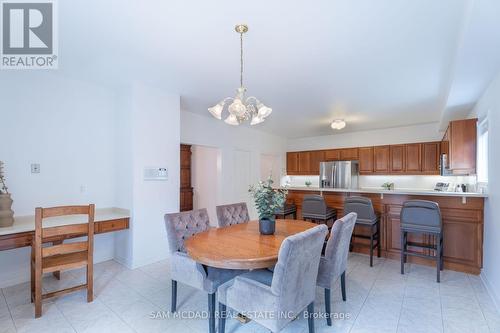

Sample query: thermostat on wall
[143,167,168,181]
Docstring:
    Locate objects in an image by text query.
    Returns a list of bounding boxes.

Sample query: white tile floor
[1,253,499,333]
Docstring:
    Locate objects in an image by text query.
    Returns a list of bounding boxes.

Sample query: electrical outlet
[31,163,40,174]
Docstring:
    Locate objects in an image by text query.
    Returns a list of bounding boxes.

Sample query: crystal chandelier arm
[245,96,259,104]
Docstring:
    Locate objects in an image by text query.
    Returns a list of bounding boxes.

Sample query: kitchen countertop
[0,207,130,236]
[282,186,488,198]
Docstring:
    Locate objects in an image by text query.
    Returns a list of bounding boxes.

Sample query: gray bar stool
[400,200,443,282]
[344,196,381,267]
[301,195,336,228]
[274,203,297,220]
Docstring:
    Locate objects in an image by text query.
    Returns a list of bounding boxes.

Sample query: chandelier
[208,24,272,126]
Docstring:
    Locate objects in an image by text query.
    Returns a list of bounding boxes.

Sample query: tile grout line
[52,299,78,333]
[395,262,410,333]
[1,287,18,332]
[466,273,492,331]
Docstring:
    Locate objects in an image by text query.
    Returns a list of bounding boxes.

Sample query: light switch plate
[31,163,40,173]
[143,167,168,181]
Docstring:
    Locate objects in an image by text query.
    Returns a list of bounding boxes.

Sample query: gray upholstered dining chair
[216,202,250,227]
[164,209,243,333]
[316,212,357,326]
[301,194,336,226]
[217,224,328,333]
[344,196,380,267]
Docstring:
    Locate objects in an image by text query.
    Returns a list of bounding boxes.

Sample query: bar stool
[274,203,297,220]
[400,200,443,282]
[301,195,336,228]
[344,196,380,267]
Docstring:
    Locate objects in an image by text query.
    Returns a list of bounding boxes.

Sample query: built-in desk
[0,208,130,251]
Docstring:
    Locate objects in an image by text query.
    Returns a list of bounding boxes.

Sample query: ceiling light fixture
[208,24,272,126]
[331,119,346,130]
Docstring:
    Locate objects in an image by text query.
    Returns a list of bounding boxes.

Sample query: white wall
[469,72,500,311]
[114,84,180,268]
[181,111,287,219]
[192,145,220,226]
[287,122,443,151]
[0,73,118,288]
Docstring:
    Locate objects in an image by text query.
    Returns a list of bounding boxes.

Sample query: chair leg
[324,289,331,326]
[30,246,35,303]
[86,264,93,302]
[171,280,177,312]
[369,225,374,267]
[377,221,381,258]
[208,293,216,333]
[307,302,315,333]
[218,302,226,333]
[436,236,441,283]
[440,233,444,271]
[400,230,405,275]
[34,268,42,318]
[341,271,346,302]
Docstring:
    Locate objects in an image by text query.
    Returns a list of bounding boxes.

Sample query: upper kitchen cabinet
[405,143,422,173]
[421,142,440,174]
[286,152,299,174]
[309,150,325,174]
[442,118,477,175]
[359,147,374,174]
[298,151,311,174]
[390,145,406,173]
[374,146,390,173]
[340,148,359,160]
[324,149,340,161]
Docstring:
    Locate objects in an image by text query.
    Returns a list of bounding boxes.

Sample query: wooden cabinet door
[309,150,325,175]
[340,148,359,160]
[324,149,340,161]
[405,143,422,173]
[449,119,477,174]
[422,142,440,174]
[358,147,374,174]
[298,152,311,174]
[286,152,299,174]
[374,146,390,173]
[390,145,406,173]
[385,205,426,256]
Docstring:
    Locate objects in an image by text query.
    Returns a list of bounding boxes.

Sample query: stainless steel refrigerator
[320,161,359,189]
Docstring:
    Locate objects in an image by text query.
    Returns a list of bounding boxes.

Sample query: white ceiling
[36,0,500,137]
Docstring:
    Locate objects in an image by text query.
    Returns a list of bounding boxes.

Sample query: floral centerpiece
[249,177,288,235]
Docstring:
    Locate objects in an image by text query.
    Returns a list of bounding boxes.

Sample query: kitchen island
[284,187,486,274]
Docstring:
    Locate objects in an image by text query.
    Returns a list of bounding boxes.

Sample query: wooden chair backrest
[34,205,95,259]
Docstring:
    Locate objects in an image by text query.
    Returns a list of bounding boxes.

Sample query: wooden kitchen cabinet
[340,148,359,160]
[405,143,422,173]
[359,147,374,174]
[180,144,193,212]
[286,152,299,174]
[422,142,440,174]
[298,152,311,174]
[390,145,406,173]
[374,146,390,173]
[309,150,325,174]
[444,118,477,174]
[324,149,341,161]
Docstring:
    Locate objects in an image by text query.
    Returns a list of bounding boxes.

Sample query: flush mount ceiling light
[208,24,272,126]
[331,119,346,130]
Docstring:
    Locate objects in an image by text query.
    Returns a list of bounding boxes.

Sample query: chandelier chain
[240,32,244,88]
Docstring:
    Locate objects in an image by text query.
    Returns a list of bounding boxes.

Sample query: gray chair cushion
[164,208,210,253]
[317,213,357,289]
[344,196,378,225]
[216,202,250,227]
[400,200,442,234]
[164,209,244,293]
[218,224,328,332]
[275,204,297,215]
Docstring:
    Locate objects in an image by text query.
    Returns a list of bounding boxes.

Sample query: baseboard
[480,271,500,313]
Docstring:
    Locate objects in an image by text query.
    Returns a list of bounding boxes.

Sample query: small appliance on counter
[434,182,450,192]
[320,161,359,189]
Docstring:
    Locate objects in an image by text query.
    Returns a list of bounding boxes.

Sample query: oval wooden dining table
[184,219,318,270]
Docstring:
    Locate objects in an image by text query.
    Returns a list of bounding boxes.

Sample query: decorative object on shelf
[305,180,312,187]
[0,161,14,227]
[208,24,272,126]
[381,182,395,190]
[331,119,346,130]
[249,177,288,235]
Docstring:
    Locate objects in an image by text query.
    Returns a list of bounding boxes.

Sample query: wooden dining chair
[31,204,95,318]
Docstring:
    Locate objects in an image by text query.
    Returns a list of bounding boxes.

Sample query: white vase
[0,193,14,227]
